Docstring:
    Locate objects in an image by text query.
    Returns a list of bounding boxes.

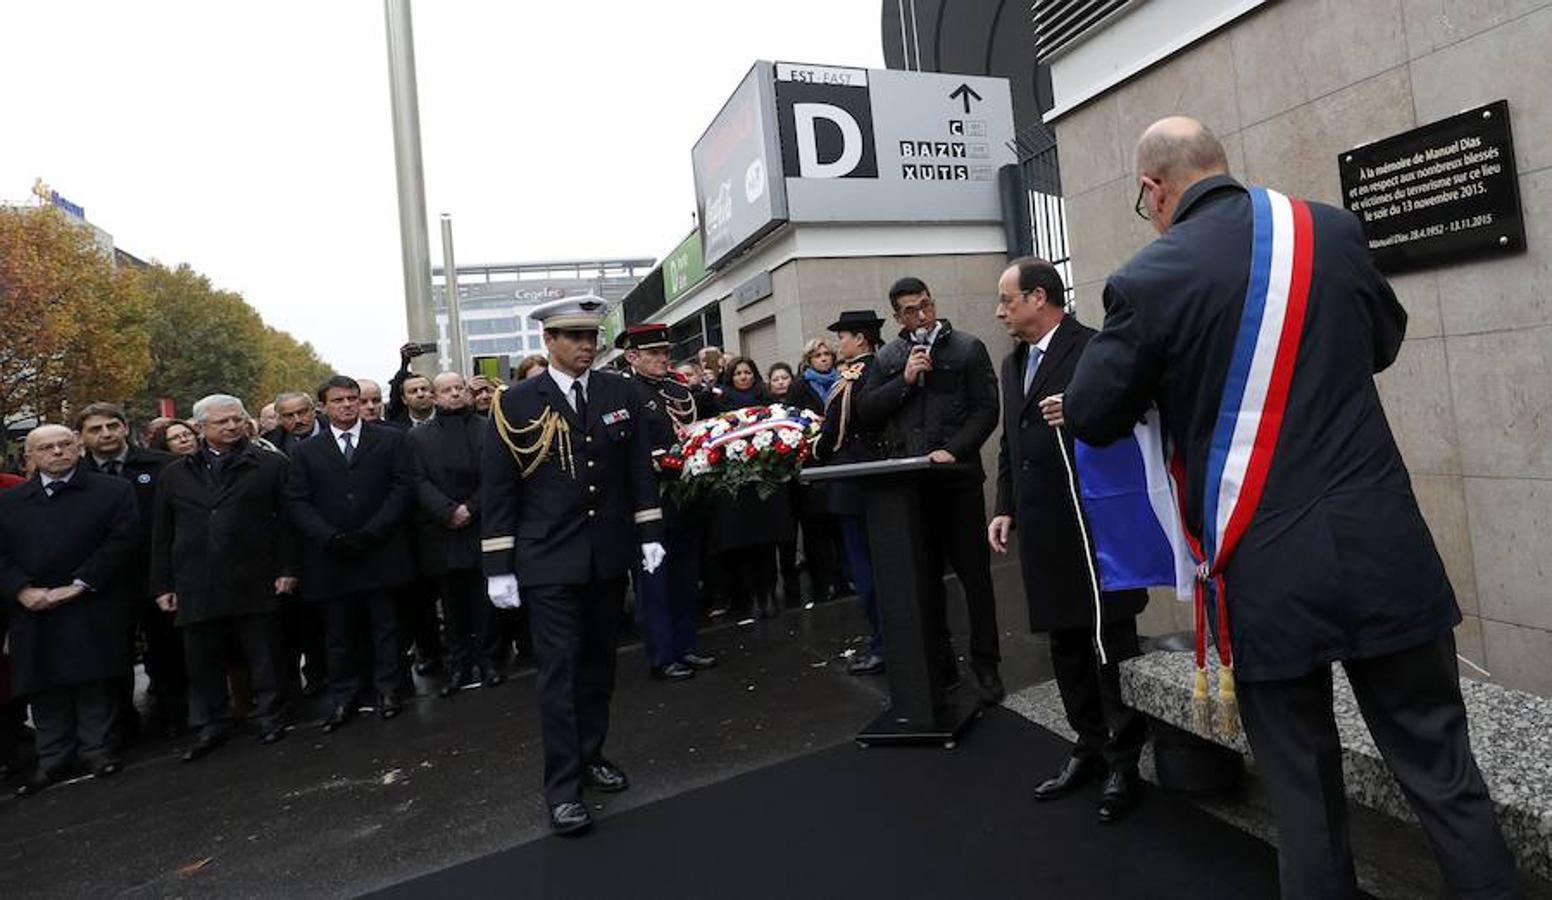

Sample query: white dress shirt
[546,367,592,412]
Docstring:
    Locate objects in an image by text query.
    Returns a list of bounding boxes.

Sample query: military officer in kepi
[614,323,718,682]
[481,295,668,836]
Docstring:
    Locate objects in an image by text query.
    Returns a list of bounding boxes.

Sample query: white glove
[641,542,666,574]
[486,574,521,609]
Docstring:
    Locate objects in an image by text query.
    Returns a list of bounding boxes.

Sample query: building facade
[1031,0,1552,696]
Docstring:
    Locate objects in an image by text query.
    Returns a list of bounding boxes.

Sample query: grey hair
[192,394,248,424]
[274,390,310,407]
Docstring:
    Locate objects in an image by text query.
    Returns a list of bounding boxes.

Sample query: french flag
[1071,411,1196,605]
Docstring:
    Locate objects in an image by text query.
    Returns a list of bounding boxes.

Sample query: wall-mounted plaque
[1338,100,1525,273]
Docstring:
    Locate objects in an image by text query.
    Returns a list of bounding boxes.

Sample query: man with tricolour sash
[1049,117,1517,899]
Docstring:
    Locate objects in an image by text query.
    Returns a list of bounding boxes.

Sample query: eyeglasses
[896,297,934,319]
[1134,183,1151,221]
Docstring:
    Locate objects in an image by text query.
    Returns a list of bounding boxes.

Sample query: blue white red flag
[1073,413,1196,603]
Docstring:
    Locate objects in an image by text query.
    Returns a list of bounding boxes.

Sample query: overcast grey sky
[0,1,883,386]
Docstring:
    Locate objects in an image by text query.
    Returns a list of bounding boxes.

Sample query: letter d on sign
[794,103,864,178]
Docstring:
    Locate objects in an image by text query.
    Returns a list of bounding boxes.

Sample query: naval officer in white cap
[480,294,666,835]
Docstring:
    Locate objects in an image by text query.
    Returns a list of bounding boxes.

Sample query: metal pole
[439,213,466,375]
[384,0,436,378]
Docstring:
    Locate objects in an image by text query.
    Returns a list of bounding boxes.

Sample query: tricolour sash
[1188,186,1315,737]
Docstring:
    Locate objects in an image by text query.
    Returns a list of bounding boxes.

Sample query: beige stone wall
[1051,0,1552,695]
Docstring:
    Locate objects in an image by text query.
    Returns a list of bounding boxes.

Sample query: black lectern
[800,456,982,747]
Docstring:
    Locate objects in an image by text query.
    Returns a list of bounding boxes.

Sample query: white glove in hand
[641,542,667,574]
[486,574,521,609]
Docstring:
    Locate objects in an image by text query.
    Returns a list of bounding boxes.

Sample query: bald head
[1134,117,1230,234]
[1136,116,1229,183]
[432,371,470,412]
[26,425,79,478]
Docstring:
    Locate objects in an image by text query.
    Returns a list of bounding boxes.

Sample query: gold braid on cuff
[633,508,664,525]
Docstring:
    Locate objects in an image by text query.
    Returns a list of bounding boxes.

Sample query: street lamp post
[439,213,466,375]
[384,0,436,378]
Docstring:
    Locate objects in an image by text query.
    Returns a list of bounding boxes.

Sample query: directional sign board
[691,62,1017,270]
[773,62,1016,224]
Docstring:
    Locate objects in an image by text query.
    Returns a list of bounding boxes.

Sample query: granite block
[1120,650,1552,879]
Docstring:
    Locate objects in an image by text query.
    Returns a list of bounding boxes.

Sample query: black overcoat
[0,472,139,695]
[85,446,174,603]
[285,422,416,601]
[407,409,486,576]
[856,319,1000,483]
[150,444,300,625]
[1065,175,1458,681]
[809,354,888,516]
[995,320,1148,632]
[480,370,664,586]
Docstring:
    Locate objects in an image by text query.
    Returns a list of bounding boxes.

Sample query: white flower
[753,430,774,448]
[779,428,802,446]
[729,439,748,455]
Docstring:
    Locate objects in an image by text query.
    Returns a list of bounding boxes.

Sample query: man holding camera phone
[856,277,1005,706]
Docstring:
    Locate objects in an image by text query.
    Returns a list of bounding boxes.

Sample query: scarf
[803,367,838,399]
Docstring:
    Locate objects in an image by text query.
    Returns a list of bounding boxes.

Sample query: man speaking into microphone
[857,276,1004,705]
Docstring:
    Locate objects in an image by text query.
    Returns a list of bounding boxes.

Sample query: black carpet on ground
[373,707,1281,900]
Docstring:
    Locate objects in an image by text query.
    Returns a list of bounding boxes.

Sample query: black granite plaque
[1338,100,1525,273]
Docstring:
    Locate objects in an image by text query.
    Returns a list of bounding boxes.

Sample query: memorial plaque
[1338,100,1525,273]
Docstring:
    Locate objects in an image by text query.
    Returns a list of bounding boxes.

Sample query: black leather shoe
[649,661,695,681]
[484,669,506,686]
[846,652,885,676]
[437,681,462,698]
[680,651,718,670]
[1097,770,1141,823]
[378,694,402,720]
[321,706,354,733]
[584,759,629,793]
[182,732,226,763]
[259,727,287,746]
[15,770,59,797]
[91,758,123,778]
[1034,756,1105,802]
[972,665,1006,706]
[549,801,592,835]
[412,657,443,676]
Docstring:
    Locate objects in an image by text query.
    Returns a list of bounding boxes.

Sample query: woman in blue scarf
[800,339,839,402]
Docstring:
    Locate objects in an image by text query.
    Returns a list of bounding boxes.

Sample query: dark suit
[1064,175,1515,898]
[0,471,139,773]
[995,319,1148,770]
[151,443,297,736]
[624,372,704,668]
[86,447,186,728]
[482,369,663,805]
[857,319,1002,674]
[286,422,415,708]
[408,408,498,677]
[264,420,328,692]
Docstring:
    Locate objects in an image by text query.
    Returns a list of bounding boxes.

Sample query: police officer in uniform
[615,324,718,681]
[482,296,667,836]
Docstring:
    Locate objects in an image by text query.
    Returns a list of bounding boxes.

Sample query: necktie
[1023,345,1044,395]
[105,459,121,477]
[44,482,59,499]
[571,381,588,424]
[341,431,355,463]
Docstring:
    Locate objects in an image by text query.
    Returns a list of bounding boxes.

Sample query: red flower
[744,444,758,459]
[707,447,723,465]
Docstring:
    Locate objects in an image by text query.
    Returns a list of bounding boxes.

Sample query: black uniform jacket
[85,446,174,603]
[407,408,486,576]
[285,422,416,601]
[995,320,1148,633]
[856,319,1000,482]
[624,371,700,532]
[150,442,300,625]
[0,471,139,695]
[481,369,664,587]
[1064,175,1457,680]
[810,354,888,516]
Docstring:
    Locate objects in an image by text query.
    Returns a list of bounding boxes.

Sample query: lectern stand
[800,456,982,747]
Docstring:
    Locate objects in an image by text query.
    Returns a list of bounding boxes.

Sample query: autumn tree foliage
[1,205,333,439]
[0,206,152,428]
